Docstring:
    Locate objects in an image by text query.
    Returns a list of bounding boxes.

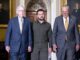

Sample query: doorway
[26,0,47,22]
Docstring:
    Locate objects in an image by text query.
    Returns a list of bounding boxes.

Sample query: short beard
[38,18,44,21]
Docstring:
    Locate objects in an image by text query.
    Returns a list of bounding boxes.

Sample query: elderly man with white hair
[5,5,32,60]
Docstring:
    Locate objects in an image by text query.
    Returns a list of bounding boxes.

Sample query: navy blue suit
[52,15,79,60]
[5,17,32,60]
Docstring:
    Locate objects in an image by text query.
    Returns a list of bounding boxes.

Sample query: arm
[74,18,80,51]
[52,18,58,52]
[48,24,52,47]
[48,24,52,53]
[5,20,12,46]
[52,18,58,45]
[28,19,32,52]
[5,20,12,52]
[28,21,32,47]
[75,19,79,44]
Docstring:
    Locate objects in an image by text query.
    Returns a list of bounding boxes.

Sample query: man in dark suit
[52,5,80,60]
[31,9,52,60]
[5,5,32,60]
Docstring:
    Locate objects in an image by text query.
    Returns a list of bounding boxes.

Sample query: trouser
[10,42,26,60]
[31,46,48,60]
[57,42,75,60]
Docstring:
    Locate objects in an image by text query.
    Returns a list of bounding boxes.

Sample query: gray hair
[61,5,70,11]
[16,5,25,14]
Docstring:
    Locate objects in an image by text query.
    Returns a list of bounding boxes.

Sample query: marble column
[51,0,61,60]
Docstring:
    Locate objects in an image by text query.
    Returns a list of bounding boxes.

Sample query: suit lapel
[61,16,72,32]
[61,16,66,31]
[22,17,26,34]
[15,17,21,34]
[67,16,72,31]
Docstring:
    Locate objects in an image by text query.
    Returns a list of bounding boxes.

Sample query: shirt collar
[37,20,46,24]
[63,16,69,20]
[18,16,24,22]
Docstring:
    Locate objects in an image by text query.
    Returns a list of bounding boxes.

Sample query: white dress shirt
[18,17,24,33]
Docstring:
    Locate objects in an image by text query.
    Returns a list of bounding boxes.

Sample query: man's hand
[5,46,10,53]
[76,44,79,51]
[53,44,57,52]
[48,48,52,53]
[28,46,32,52]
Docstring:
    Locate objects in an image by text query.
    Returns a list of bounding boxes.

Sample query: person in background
[71,3,80,60]
[71,3,80,24]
